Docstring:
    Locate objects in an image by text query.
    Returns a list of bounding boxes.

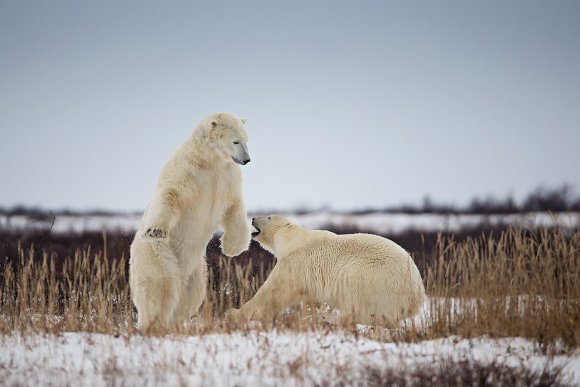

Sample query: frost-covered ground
[1,211,579,234]
[1,330,578,386]
[2,301,578,385]
[0,302,578,386]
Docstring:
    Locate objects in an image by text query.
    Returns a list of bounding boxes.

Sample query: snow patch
[1,212,578,235]
[0,331,577,386]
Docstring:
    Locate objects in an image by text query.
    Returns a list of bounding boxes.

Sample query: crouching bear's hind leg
[130,240,181,333]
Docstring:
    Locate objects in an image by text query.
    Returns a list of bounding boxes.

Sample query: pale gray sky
[1,1,579,212]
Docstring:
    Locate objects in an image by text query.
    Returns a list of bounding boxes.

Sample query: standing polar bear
[130,112,252,331]
[230,216,425,326]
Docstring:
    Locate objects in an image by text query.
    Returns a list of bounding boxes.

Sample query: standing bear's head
[197,112,250,165]
[251,215,296,254]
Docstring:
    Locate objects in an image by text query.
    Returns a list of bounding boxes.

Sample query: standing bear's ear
[241,118,247,125]
[208,120,222,140]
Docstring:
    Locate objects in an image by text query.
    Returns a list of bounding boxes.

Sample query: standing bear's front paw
[143,227,167,239]
[220,233,250,257]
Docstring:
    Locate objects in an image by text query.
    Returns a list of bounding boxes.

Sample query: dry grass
[422,228,580,349]
[0,227,579,351]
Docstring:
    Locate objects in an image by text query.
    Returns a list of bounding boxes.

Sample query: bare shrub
[365,358,567,387]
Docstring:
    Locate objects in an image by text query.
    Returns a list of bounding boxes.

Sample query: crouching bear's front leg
[220,200,251,257]
[227,262,306,322]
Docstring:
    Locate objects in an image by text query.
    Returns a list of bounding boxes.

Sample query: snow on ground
[0,330,578,386]
[1,211,579,234]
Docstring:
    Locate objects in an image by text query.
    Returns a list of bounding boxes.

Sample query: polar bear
[230,215,425,326]
[130,112,252,332]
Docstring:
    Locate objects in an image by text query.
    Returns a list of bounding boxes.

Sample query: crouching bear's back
[331,234,425,326]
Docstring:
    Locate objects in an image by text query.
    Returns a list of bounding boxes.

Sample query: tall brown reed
[0,241,134,334]
[0,235,275,335]
[1,228,578,349]
[423,227,580,348]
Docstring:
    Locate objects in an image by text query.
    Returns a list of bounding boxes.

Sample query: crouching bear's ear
[241,118,247,124]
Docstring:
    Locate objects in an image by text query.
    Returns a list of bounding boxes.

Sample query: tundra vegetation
[1,193,579,384]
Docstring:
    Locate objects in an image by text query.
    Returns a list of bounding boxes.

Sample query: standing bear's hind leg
[130,243,181,333]
[173,258,208,323]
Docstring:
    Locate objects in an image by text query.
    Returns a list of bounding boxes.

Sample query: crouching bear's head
[251,215,295,254]
[202,112,250,165]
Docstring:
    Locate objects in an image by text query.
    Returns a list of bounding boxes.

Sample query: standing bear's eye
[233,141,240,145]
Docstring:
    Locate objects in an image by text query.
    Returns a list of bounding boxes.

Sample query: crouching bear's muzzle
[251,218,261,237]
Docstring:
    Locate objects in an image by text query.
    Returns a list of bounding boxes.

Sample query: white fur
[233,216,425,326]
[130,112,251,331]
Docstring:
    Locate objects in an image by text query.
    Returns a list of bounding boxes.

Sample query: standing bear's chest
[188,166,238,219]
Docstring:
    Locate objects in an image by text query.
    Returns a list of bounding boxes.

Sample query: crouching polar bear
[230,216,425,326]
[130,112,252,331]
